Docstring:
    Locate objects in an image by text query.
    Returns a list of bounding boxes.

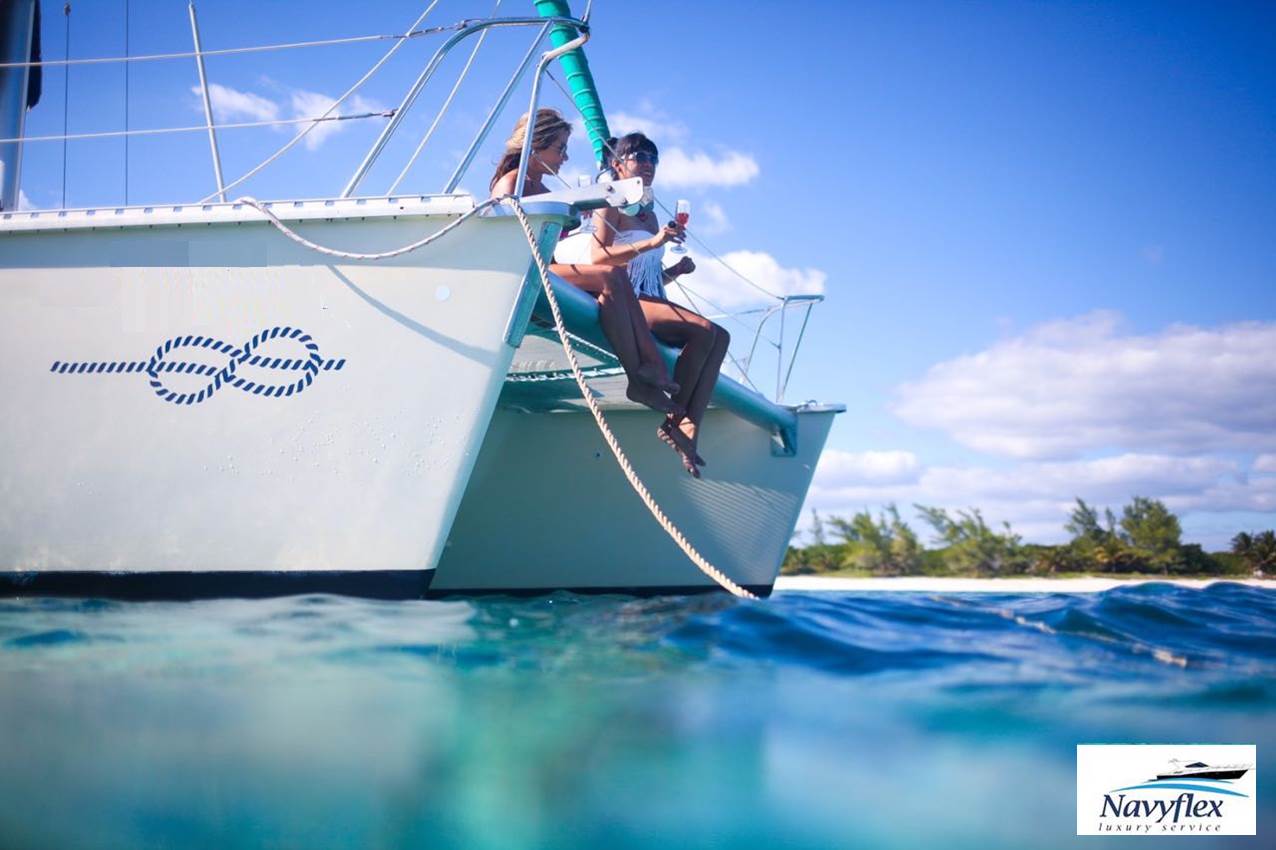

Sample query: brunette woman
[590,132,730,477]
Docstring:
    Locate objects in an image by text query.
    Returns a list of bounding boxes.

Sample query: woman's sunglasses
[622,152,659,166]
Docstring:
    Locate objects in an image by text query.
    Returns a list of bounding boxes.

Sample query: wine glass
[576,174,594,234]
[670,199,690,255]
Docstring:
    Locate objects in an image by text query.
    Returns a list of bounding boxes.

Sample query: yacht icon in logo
[1149,758,1252,782]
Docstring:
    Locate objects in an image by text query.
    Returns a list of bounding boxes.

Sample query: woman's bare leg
[678,323,730,454]
[639,299,716,406]
[639,298,721,474]
[552,264,680,413]
[627,299,669,379]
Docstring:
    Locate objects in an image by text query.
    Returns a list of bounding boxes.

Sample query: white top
[552,230,593,265]
[613,229,665,299]
[551,225,666,300]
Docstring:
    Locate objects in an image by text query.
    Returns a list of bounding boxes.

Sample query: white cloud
[192,83,279,123]
[1165,474,1276,515]
[805,451,1270,546]
[666,249,825,312]
[929,455,1238,504]
[17,189,35,210]
[657,148,759,188]
[289,90,384,151]
[608,109,689,144]
[1254,454,1276,474]
[605,100,757,187]
[816,450,921,486]
[892,312,1276,459]
[190,83,383,151]
[811,453,1238,510]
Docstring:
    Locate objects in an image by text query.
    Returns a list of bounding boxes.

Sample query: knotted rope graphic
[50,326,346,405]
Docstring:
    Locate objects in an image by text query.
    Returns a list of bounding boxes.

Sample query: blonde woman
[490,109,680,414]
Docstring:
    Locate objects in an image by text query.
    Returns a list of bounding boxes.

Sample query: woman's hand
[666,256,696,277]
[647,222,685,250]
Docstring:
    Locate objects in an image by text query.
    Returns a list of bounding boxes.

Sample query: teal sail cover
[533,0,611,166]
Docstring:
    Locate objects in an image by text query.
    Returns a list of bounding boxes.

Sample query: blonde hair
[490,108,572,190]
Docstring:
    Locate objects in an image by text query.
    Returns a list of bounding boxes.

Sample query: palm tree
[1232,530,1275,575]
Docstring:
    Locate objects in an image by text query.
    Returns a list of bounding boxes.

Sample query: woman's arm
[590,209,683,265]
[490,171,515,198]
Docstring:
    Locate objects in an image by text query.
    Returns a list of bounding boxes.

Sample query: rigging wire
[0,28,452,69]
[123,0,128,205]
[60,2,70,209]
[1,110,392,145]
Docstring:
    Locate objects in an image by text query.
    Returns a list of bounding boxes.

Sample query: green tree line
[782,497,1272,578]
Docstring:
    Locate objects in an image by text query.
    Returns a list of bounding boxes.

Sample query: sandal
[658,419,702,479]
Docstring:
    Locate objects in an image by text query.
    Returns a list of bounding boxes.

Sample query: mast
[0,0,38,210]
[532,0,609,168]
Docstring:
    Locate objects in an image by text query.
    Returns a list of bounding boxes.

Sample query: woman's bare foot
[636,362,679,395]
[627,382,682,415]
[658,419,702,478]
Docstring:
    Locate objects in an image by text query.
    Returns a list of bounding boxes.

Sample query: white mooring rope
[237,193,757,599]
[235,196,501,260]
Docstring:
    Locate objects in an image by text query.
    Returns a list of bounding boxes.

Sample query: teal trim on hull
[533,0,611,166]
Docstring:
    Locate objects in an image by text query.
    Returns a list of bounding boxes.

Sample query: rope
[234,196,500,260]
[503,197,758,600]
[232,191,756,598]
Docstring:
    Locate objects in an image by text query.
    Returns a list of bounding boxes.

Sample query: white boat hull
[0,201,564,582]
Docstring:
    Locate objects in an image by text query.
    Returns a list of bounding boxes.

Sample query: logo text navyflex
[1101,792,1224,825]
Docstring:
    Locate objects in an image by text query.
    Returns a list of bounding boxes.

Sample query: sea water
[1,583,1272,849]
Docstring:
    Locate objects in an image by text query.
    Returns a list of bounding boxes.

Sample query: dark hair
[606,132,659,176]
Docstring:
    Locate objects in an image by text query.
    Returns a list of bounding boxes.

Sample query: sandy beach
[773,576,1275,593]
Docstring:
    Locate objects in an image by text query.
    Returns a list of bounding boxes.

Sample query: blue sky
[16,0,1276,548]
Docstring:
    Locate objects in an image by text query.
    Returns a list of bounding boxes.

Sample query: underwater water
[0,583,1272,849]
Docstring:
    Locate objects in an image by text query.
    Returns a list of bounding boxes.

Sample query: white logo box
[1077,744,1256,836]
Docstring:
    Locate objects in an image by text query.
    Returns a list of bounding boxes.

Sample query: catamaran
[0,0,842,599]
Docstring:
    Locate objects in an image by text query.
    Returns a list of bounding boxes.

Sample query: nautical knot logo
[1077,745,1257,836]
[50,326,346,405]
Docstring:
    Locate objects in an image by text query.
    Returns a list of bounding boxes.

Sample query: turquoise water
[1,584,1272,849]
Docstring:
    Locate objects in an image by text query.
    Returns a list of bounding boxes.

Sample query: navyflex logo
[1077,745,1256,836]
